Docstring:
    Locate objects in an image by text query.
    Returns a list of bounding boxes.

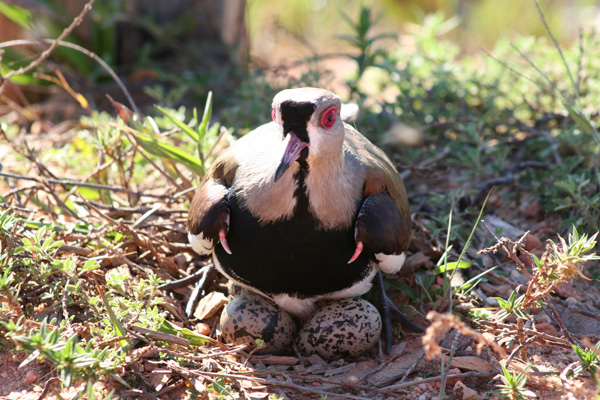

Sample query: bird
[187,87,419,351]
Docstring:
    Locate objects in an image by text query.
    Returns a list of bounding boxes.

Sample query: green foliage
[573,342,600,383]
[338,6,395,97]
[0,1,31,29]
[3,318,113,388]
[207,376,237,400]
[493,287,529,322]
[497,364,537,400]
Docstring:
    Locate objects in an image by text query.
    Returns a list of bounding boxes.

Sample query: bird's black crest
[280,100,315,143]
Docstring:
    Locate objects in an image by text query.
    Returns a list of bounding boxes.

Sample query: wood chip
[444,355,493,373]
[148,369,171,391]
[324,363,356,377]
[193,291,228,320]
[250,355,300,365]
[56,245,92,256]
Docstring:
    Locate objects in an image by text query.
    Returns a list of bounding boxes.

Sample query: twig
[438,331,460,399]
[0,38,140,118]
[71,199,186,215]
[545,302,578,347]
[157,265,214,291]
[381,371,497,392]
[167,361,373,400]
[36,377,61,400]
[0,171,175,199]
[1,0,95,83]
[116,126,186,194]
[533,0,579,106]
[482,48,555,99]
[399,350,426,383]
[465,161,551,208]
[480,221,532,279]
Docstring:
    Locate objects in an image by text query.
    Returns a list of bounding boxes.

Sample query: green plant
[573,342,600,384]
[3,318,114,389]
[338,6,395,98]
[493,287,529,322]
[207,376,237,400]
[497,364,537,400]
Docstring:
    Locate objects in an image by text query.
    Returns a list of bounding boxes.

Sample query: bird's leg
[377,270,424,354]
[219,229,232,254]
[158,263,216,318]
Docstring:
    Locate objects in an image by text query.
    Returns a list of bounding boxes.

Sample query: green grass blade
[130,131,204,175]
[155,105,200,142]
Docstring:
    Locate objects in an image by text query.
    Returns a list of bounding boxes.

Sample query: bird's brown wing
[187,149,238,243]
[345,127,412,254]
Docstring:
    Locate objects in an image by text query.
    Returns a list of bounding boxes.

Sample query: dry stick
[169,365,374,400]
[115,125,186,194]
[36,377,61,400]
[398,350,426,384]
[0,38,140,116]
[71,199,186,216]
[438,331,461,400]
[0,42,140,120]
[62,159,115,200]
[477,320,572,349]
[0,171,174,200]
[533,0,580,105]
[381,371,497,392]
[467,161,551,208]
[80,194,164,263]
[505,336,536,367]
[0,0,95,84]
[480,220,532,279]
[545,302,578,347]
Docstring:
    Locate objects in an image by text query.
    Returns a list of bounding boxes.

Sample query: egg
[220,292,296,354]
[297,297,382,360]
[226,281,248,298]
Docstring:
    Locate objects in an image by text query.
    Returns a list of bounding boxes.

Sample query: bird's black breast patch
[214,191,373,298]
[280,100,315,143]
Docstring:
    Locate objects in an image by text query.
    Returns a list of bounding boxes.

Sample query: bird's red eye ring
[271,108,277,122]
[321,106,337,129]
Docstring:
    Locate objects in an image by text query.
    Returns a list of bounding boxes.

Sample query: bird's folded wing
[345,126,411,253]
[187,151,239,253]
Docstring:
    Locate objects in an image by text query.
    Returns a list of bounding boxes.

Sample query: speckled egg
[220,292,296,354]
[297,297,382,360]
[226,281,248,298]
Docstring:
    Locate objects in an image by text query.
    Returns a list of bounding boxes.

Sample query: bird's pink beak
[274,131,308,182]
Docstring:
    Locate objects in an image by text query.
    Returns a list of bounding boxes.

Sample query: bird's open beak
[274,131,308,182]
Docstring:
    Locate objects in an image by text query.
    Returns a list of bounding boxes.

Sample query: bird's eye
[321,106,337,129]
[271,108,277,122]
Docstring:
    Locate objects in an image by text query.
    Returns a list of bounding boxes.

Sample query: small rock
[481,215,524,239]
[194,322,211,336]
[382,122,423,149]
[485,297,499,306]
[496,284,514,298]
[453,380,479,400]
[174,253,190,268]
[556,283,582,301]
[445,367,462,385]
[25,370,39,384]
[509,270,529,285]
[524,233,543,252]
[523,202,541,219]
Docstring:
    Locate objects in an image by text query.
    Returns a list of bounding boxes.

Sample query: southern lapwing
[188,87,420,352]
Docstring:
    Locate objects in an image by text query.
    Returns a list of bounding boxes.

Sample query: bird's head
[271,88,343,182]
